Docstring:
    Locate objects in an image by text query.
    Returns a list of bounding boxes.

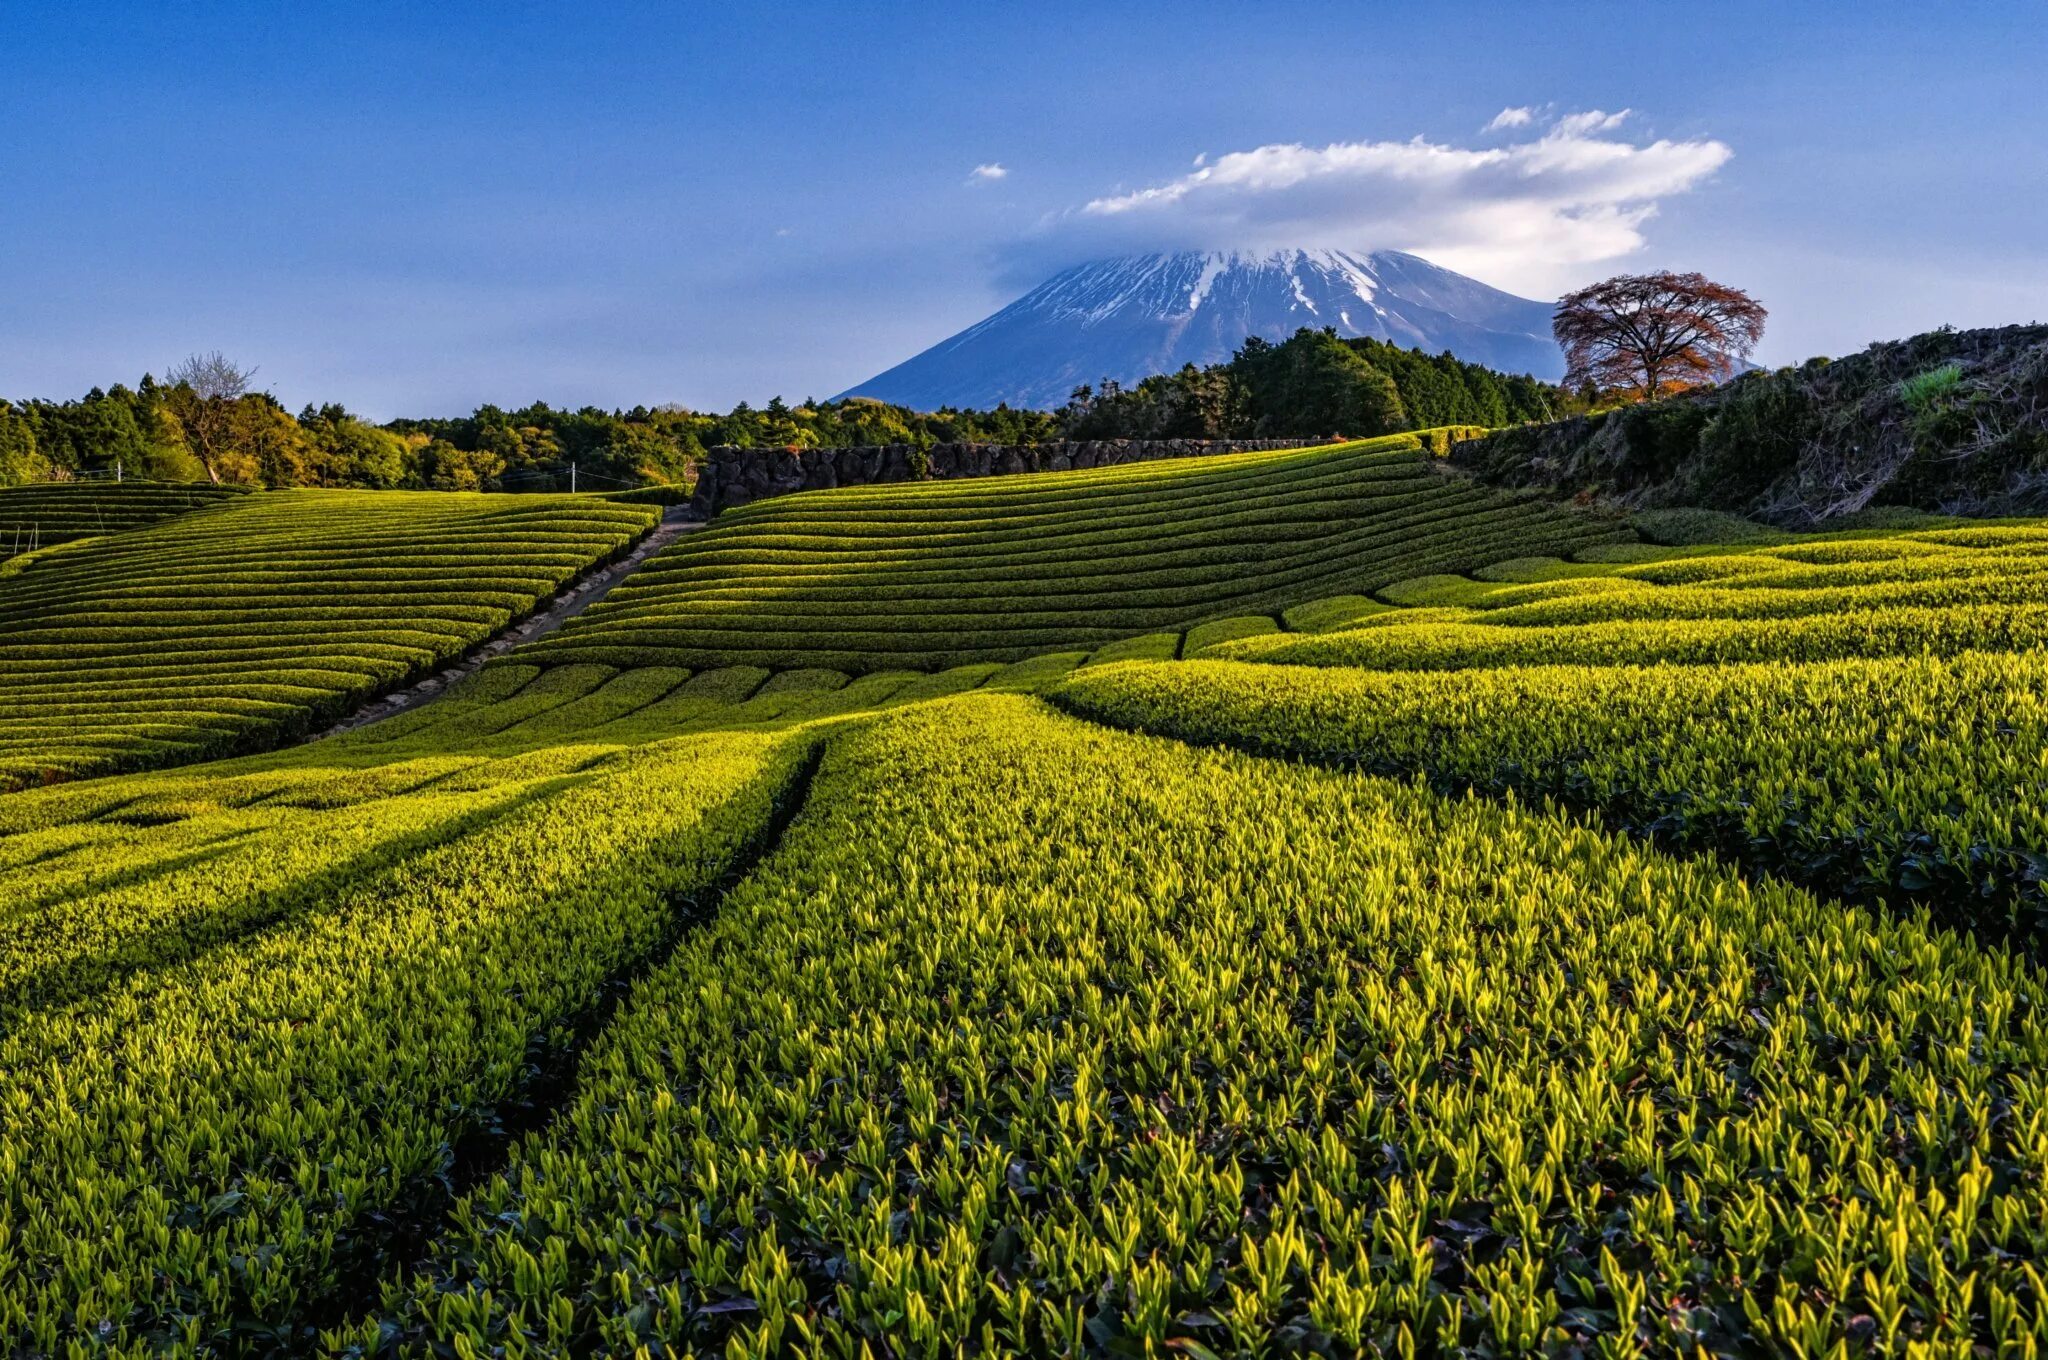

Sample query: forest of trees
[0,333,1567,491]
[0,376,435,490]
[386,397,1059,493]
[1059,329,1573,440]
[0,379,404,489]
[0,381,1059,492]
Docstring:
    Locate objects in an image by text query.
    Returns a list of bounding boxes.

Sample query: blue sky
[2,0,2042,417]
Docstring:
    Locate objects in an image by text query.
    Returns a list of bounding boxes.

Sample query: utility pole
[116,459,122,484]
[571,460,578,494]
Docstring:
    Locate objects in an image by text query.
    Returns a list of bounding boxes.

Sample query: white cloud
[968,162,1008,183]
[1552,108,1632,137]
[1484,105,1536,131]
[1027,109,1731,295]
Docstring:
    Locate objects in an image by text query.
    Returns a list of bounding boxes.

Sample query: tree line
[1058,329,1573,441]
[0,334,1573,491]
[384,396,1059,494]
[0,383,1060,495]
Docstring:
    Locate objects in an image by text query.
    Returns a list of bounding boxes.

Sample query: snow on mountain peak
[1186,254,1229,312]
[839,248,1563,410]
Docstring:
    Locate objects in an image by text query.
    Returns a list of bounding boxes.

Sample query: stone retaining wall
[688,438,1312,518]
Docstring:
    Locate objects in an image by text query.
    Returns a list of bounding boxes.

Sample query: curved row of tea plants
[1222,525,2048,670]
[12,455,2048,1358]
[520,434,1626,673]
[318,653,1075,763]
[1054,653,2048,941]
[0,647,1089,1354]
[1217,601,2048,670]
[0,715,814,1355]
[0,491,655,790]
[0,479,249,558]
[359,694,2048,1358]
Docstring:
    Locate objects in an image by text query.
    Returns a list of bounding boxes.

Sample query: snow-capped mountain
[838,249,1564,411]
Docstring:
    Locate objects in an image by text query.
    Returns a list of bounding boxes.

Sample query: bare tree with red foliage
[1553,272,1767,400]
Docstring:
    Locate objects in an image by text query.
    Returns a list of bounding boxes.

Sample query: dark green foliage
[1061,328,1567,440]
[1232,331,1407,436]
[1628,507,1791,545]
[1057,367,1236,440]
[0,401,39,484]
[12,336,1543,497]
[9,380,203,483]
[295,404,412,488]
[387,397,1060,495]
[1688,367,1816,502]
[389,402,700,493]
[1613,399,1712,491]
[1346,334,1563,428]
[7,379,1061,494]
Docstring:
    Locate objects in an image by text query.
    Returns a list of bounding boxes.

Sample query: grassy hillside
[0,479,249,557]
[1455,322,2048,525]
[523,432,1625,672]
[8,448,2048,1355]
[0,490,654,789]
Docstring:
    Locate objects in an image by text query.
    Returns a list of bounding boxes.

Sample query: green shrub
[1629,507,1789,545]
[1898,362,1966,413]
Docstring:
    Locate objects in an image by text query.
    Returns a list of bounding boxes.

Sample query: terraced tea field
[9,443,2048,1357]
[0,479,248,557]
[0,490,655,789]
[521,432,1622,671]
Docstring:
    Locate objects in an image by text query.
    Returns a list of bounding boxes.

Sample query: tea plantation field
[7,440,2048,1356]
[520,432,1622,671]
[0,490,655,790]
[0,479,249,558]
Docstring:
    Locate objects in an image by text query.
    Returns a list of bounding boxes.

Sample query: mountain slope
[841,249,1563,410]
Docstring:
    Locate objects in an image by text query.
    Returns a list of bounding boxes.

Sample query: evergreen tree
[0,401,45,485]
[1233,331,1406,437]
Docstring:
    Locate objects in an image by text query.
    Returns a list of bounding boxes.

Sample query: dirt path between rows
[307,507,705,741]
